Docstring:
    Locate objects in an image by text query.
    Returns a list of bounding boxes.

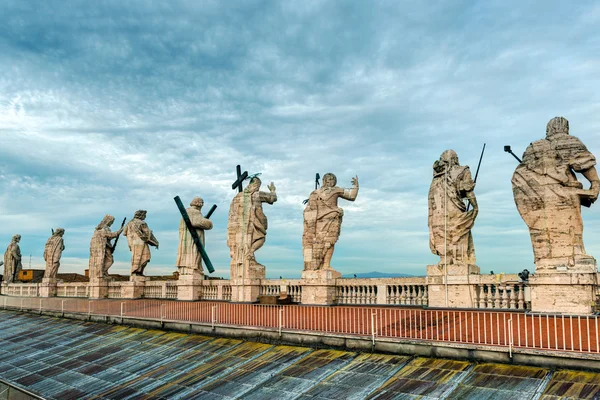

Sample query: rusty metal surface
[1,310,600,399]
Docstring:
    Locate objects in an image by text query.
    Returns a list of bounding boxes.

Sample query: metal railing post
[20,298,23,311]
[120,302,124,318]
[371,312,377,346]
[61,300,65,315]
[278,308,284,337]
[508,318,513,358]
[212,305,217,330]
[161,304,165,323]
[39,299,42,314]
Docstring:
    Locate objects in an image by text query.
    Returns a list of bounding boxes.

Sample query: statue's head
[440,150,459,166]
[190,197,204,208]
[55,228,65,237]
[322,173,337,188]
[546,116,569,139]
[96,214,115,230]
[247,177,261,193]
[12,234,21,243]
[134,210,147,220]
[433,150,459,174]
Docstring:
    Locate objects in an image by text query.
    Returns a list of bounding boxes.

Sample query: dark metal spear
[110,217,127,253]
[466,143,486,212]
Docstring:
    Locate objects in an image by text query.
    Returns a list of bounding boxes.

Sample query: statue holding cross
[175,196,214,276]
[227,168,277,294]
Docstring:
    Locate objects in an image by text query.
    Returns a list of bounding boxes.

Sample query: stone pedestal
[39,278,57,297]
[122,275,147,299]
[231,278,262,303]
[530,272,596,314]
[426,264,480,308]
[300,269,342,305]
[89,278,109,299]
[177,268,203,301]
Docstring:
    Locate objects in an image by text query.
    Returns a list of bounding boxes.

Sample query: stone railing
[336,277,428,306]
[107,282,123,299]
[143,281,177,299]
[472,274,530,310]
[1,283,40,297]
[56,282,89,298]
[260,279,303,302]
[200,280,232,301]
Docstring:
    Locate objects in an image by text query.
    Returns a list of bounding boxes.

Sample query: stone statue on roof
[512,116,599,272]
[44,228,65,279]
[428,150,478,266]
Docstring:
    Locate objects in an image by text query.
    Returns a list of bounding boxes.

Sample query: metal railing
[3,296,599,355]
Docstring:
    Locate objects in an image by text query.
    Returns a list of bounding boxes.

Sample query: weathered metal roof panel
[3,310,600,399]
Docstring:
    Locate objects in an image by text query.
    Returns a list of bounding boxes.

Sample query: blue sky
[1,1,599,278]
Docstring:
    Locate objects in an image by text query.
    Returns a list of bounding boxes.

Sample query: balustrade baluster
[509,285,517,309]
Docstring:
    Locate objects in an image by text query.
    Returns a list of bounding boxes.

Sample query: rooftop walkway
[0,311,599,399]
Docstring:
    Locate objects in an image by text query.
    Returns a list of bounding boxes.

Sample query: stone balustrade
[1,283,40,297]
[336,277,428,305]
[56,282,89,298]
[260,279,303,303]
[0,274,555,313]
[107,282,123,299]
[472,274,530,310]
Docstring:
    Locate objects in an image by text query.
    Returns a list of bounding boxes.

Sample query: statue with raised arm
[89,215,123,279]
[176,196,213,275]
[512,116,599,271]
[3,235,22,283]
[302,173,359,271]
[428,150,478,266]
[227,176,277,279]
[44,228,65,279]
[123,210,159,276]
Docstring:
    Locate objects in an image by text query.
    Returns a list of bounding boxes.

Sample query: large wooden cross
[231,164,248,192]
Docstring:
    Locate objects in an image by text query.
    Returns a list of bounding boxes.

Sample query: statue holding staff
[89,215,123,279]
[302,173,359,271]
[44,228,65,279]
[3,235,22,283]
[123,210,159,276]
[227,176,277,278]
[428,150,478,266]
[512,116,599,271]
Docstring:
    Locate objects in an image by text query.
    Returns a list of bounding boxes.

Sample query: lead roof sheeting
[2,310,600,399]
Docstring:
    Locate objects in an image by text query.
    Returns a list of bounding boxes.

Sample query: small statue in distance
[44,228,65,279]
[123,210,159,276]
[302,173,359,271]
[3,234,23,283]
[512,116,599,271]
[176,197,213,275]
[428,150,478,266]
[89,215,123,279]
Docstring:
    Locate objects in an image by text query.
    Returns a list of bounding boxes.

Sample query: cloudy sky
[1,1,599,279]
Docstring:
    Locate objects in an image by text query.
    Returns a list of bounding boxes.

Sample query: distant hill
[342,271,413,278]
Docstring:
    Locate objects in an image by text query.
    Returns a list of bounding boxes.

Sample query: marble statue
[44,228,65,279]
[3,235,22,283]
[512,116,599,271]
[428,150,478,265]
[176,197,213,275]
[227,176,277,278]
[89,215,123,279]
[123,210,159,276]
[302,173,359,271]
